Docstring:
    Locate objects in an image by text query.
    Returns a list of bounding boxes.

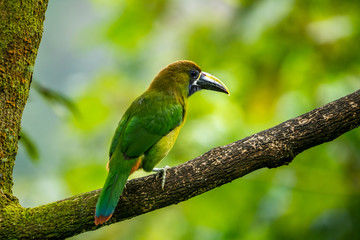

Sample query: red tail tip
[94,214,113,226]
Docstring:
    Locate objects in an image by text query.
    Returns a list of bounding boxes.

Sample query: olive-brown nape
[164,60,201,73]
[148,60,202,94]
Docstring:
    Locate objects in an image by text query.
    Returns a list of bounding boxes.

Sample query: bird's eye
[189,69,199,79]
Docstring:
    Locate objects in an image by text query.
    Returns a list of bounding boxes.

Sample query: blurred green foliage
[16,0,360,239]
[19,130,39,162]
[32,81,80,119]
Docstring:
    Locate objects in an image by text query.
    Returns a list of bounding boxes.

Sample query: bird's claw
[152,165,170,190]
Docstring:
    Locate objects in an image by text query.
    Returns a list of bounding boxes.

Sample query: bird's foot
[152,165,170,190]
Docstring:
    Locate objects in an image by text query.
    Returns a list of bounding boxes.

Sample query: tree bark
[0,89,359,239]
[0,0,48,199]
[0,0,48,237]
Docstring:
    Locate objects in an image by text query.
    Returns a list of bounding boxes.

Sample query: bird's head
[149,60,229,98]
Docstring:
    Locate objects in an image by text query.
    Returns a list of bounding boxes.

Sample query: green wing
[109,93,183,159]
[109,113,129,159]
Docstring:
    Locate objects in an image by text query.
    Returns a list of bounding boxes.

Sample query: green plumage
[95,60,229,225]
[95,157,137,219]
[120,93,183,158]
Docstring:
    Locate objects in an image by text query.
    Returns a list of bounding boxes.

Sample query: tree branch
[0,0,48,199]
[1,89,359,239]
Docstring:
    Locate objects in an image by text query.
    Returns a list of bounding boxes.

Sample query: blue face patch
[188,84,201,97]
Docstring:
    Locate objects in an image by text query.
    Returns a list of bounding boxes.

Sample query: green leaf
[19,130,39,162]
[32,81,80,118]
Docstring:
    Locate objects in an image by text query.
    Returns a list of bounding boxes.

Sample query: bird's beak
[194,72,230,95]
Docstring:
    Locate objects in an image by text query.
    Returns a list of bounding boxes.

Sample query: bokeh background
[14,0,360,239]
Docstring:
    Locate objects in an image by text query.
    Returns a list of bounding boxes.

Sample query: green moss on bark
[0,0,49,196]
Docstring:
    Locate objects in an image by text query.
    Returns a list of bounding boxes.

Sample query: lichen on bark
[0,0,49,204]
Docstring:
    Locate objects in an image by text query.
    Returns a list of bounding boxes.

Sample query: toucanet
[95,60,229,225]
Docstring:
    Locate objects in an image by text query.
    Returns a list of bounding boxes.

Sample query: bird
[94,60,229,225]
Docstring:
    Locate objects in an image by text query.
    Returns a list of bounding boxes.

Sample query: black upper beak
[193,72,229,95]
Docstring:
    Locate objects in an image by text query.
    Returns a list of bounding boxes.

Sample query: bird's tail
[94,158,136,225]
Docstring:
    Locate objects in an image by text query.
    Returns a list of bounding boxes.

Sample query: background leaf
[19,130,39,162]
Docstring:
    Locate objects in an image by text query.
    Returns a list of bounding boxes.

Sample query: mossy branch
[1,89,359,239]
[0,0,49,197]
